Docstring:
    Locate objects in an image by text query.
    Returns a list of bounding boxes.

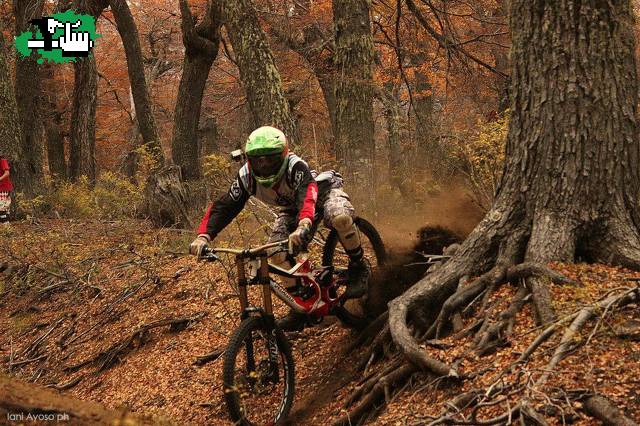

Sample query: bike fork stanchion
[260,257,280,381]
[260,257,273,315]
[237,257,256,374]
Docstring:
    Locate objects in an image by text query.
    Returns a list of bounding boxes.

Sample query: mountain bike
[200,217,385,426]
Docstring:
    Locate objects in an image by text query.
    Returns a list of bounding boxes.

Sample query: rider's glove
[289,218,312,251]
[189,234,211,257]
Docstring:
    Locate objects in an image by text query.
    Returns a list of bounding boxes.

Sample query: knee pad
[332,213,353,232]
[333,214,360,251]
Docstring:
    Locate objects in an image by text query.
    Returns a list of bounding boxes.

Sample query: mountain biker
[190,126,370,331]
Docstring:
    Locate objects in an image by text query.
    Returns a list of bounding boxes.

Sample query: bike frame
[208,240,341,322]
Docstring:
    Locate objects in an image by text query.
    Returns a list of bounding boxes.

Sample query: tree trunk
[13,0,45,196]
[317,72,338,144]
[388,0,640,374]
[68,0,107,184]
[41,63,68,181]
[411,51,441,182]
[171,0,222,181]
[0,35,26,196]
[380,83,409,198]
[199,116,219,157]
[332,0,375,190]
[69,55,98,184]
[109,0,164,165]
[221,0,299,145]
[267,16,338,149]
[46,110,67,181]
[143,166,193,229]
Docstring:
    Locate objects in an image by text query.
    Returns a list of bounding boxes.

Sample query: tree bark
[221,0,299,145]
[13,0,45,196]
[388,0,640,374]
[380,83,409,198]
[171,0,222,181]
[332,0,375,190]
[46,109,67,181]
[268,16,338,148]
[199,116,219,157]
[68,0,108,184]
[143,166,192,229]
[42,64,68,181]
[109,0,164,165]
[69,55,98,183]
[582,394,638,426]
[412,59,443,184]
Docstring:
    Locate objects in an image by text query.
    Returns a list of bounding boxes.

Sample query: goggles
[248,153,284,178]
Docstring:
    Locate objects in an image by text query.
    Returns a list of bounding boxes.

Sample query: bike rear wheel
[321,217,386,328]
[321,217,386,268]
[223,316,295,426]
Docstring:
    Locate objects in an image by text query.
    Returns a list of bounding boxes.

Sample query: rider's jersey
[198,153,320,239]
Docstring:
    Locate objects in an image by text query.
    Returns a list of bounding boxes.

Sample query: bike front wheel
[223,316,295,426]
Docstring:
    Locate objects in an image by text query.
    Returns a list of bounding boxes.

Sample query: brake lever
[200,247,219,262]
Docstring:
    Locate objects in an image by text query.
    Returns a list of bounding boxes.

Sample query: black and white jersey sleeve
[197,172,251,239]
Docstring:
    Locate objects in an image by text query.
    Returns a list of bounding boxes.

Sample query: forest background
[0,0,511,227]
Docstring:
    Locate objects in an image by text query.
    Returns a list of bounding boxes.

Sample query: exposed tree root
[581,394,638,426]
[345,241,638,425]
[333,362,417,426]
[346,311,388,354]
[536,287,639,387]
[193,348,223,366]
[473,285,529,356]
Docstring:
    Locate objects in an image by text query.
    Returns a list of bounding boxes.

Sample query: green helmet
[245,126,289,187]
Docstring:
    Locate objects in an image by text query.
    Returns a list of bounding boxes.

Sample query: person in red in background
[0,156,13,222]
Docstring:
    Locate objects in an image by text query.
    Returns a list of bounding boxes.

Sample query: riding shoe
[343,259,370,299]
[276,310,306,332]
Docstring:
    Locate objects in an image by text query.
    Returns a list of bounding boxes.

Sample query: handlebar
[200,239,290,262]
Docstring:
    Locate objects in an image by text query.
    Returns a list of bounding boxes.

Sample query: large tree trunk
[317,72,338,144]
[171,0,222,181]
[221,0,299,145]
[410,50,442,183]
[69,0,108,184]
[388,0,640,376]
[42,64,68,181]
[13,0,45,196]
[268,14,338,149]
[46,109,67,181]
[109,0,164,165]
[332,0,375,191]
[380,83,410,199]
[0,35,26,196]
[199,116,219,157]
[69,56,98,183]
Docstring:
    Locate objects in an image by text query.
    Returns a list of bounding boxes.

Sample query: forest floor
[1,217,639,425]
